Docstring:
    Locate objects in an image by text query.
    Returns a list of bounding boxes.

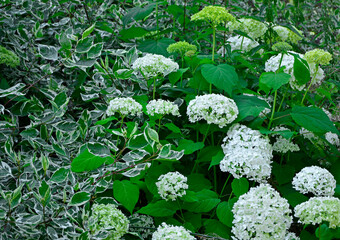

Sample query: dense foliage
[0,0,339,239]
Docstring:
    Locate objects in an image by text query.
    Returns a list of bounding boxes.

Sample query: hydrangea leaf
[122,3,156,26]
[183,189,220,212]
[293,54,311,85]
[176,139,204,155]
[203,219,230,239]
[201,64,238,96]
[259,72,291,94]
[216,201,233,227]
[71,148,112,172]
[138,38,175,57]
[234,95,270,120]
[291,106,339,135]
[113,180,139,214]
[137,200,178,217]
[231,178,249,197]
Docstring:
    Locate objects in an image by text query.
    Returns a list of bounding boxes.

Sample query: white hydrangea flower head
[132,53,179,79]
[220,124,273,182]
[228,18,268,39]
[272,126,300,154]
[90,204,129,240]
[217,35,261,55]
[146,99,180,117]
[232,184,292,240]
[156,171,188,201]
[187,94,239,128]
[106,97,142,117]
[152,222,195,240]
[325,132,340,146]
[292,166,336,196]
[265,52,324,91]
[129,213,155,239]
[285,232,300,240]
[273,25,303,44]
[294,196,340,229]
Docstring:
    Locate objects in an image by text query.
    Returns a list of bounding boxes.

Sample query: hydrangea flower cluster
[167,41,197,56]
[186,94,238,128]
[304,49,332,65]
[272,42,293,52]
[90,204,129,239]
[106,97,142,117]
[217,35,260,54]
[152,222,195,240]
[228,18,268,39]
[294,197,340,229]
[146,99,180,117]
[156,171,188,201]
[191,6,235,27]
[220,124,273,182]
[132,54,179,78]
[325,132,340,146]
[232,184,292,240]
[300,127,340,147]
[129,213,155,239]
[292,166,336,196]
[0,45,20,67]
[273,25,303,44]
[265,52,325,91]
[272,126,300,154]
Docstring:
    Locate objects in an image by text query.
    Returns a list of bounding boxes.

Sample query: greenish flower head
[167,41,197,56]
[272,42,293,52]
[273,25,303,44]
[229,18,268,39]
[304,48,332,65]
[90,204,129,240]
[0,46,20,68]
[191,6,235,28]
[185,50,196,57]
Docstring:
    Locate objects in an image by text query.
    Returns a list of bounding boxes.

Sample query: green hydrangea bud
[90,204,129,240]
[0,46,20,68]
[167,41,197,56]
[185,50,196,57]
[304,48,332,65]
[191,6,235,27]
[272,42,293,52]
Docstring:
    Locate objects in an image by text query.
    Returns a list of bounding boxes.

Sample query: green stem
[268,90,277,129]
[153,77,156,99]
[277,86,288,113]
[210,27,216,94]
[177,199,185,222]
[219,173,231,198]
[157,117,162,134]
[301,65,319,105]
[240,36,244,52]
[156,3,159,40]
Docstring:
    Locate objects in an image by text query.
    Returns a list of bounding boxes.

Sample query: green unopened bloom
[191,6,235,27]
[0,46,20,68]
[304,49,332,65]
[272,42,293,52]
[167,41,197,56]
[90,204,129,240]
[273,25,303,44]
[228,18,268,39]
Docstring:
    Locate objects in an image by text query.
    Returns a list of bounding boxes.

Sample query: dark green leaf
[138,38,175,57]
[69,192,91,206]
[259,72,291,94]
[231,178,249,197]
[113,180,139,214]
[176,139,204,155]
[216,201,233,227]
[138,200,178,217]
[293,54,310,85]
[234,95,270,120]
[71,148,112,172]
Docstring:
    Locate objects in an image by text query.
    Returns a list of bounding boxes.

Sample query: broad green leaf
[87,43,103,59]
[203,219,230,239]
[231,178,249,197]
[69,192,91,206]
[209,150,224,170]
[176,139,204,155]
[138,38,175,57]
[216,201,233,227]
[293,54,310,85]
[188,70,210,91]
[71,148,112,172]
[0,83,25,98]
[183,189,220,212]
[201,64,238,96]
[138,200,178,217]
[234,95,270,120]
[50,168,69,183]
[164,122,181,134]
[75,37,94,53]
[113,180,139,213]
[38,45,58,60]
[187,174,212,192]
[122,4,156,25]
[272,163,295,185]
[119,27,148,40]
[291,106,339,134]
[82,23,96,39]
[168,68,189,85]
[259,72,291,94]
